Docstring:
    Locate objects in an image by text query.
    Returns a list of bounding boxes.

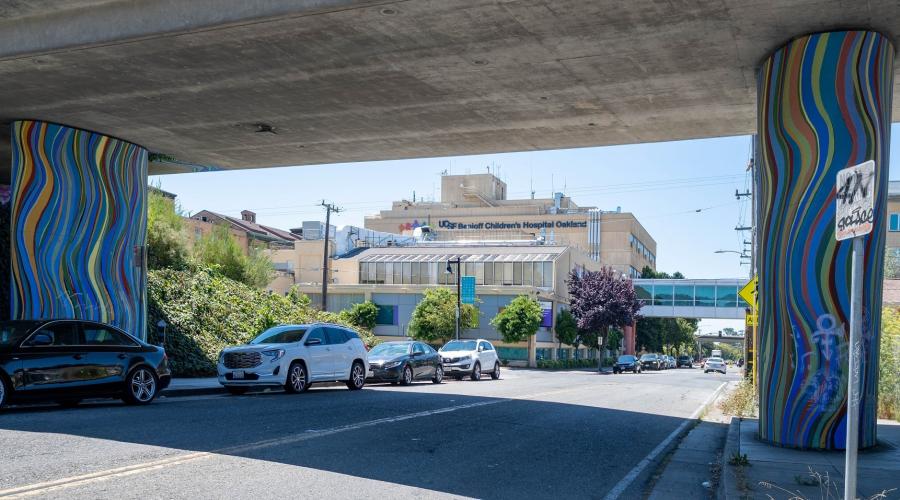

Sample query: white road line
[601,382,728,500]
[0,387,578,498]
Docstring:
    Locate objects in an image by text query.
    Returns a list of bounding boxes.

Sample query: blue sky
[150,124,900,334]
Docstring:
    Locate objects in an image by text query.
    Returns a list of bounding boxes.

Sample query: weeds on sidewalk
[719,379,757,418]
[728,452,750,466]
[758,466,896,500]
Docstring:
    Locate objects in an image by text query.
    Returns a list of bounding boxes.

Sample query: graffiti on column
[757,31,893,450]
[9,120,148,336]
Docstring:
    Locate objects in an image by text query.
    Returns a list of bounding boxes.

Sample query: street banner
[461,276,476,304]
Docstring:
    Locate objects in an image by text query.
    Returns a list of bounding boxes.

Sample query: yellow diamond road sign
[739,275,758,310]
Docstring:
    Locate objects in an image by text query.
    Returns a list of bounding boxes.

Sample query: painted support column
[623,322,636,355]
[757,31,893,450]
[9,120,148,338]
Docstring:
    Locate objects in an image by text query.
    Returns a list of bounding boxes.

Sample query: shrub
[147,189,189,270]
[339,301,379,330]
[147,268,379,377]
[719,379,758,418]
[490,295,543,344]
[535,358,597,369]
[880,308,900,421]
[408,288,478,343]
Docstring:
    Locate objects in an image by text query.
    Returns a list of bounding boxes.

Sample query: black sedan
[366,341,443,385]
[640,353,663,371]
[0,319,171,409]
[612,355,642,374]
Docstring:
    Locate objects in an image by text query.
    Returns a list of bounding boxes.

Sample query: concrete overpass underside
[2,0,900,178]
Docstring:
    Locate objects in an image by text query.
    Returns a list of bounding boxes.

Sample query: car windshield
[640,354,656,360]
[250,327,307,345]
[0,321,39,346]
[369,343,411,356]
[441,340,477,351]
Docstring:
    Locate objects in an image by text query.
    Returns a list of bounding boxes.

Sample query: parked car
[367,341,443,385]
[218,323,368,395]
[439,339,500,381]
[0,319,171,409]
[639,353,663,371]
[704,357,727,374]
[664,355,676,369]
[612,354,642,374]
[676,355,693,368]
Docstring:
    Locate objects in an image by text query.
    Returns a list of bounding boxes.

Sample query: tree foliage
[340,301,379,330]
[193,225,274,288]
[408,288,478,343]
[491,295,543,344]
[880,307,900,421]
[147,190,189,270]
[636,266,698,354]
[567,267,642,348]
[555,309,579,349]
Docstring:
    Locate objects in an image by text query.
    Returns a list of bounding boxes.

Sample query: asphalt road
[0,366,739,499]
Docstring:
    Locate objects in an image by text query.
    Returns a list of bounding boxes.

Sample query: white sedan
[703,357,727,374]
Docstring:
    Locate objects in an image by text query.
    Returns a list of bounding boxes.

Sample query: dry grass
[719,380,758,418]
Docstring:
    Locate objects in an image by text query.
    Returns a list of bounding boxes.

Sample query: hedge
[147,268,379,377]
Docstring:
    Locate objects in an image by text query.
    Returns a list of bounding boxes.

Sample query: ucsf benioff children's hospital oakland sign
[438,219,588,231]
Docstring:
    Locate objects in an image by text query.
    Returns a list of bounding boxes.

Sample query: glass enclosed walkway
[632,278,750,319]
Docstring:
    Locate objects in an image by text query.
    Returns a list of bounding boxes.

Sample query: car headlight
[384,361,401,369]
[262,349,285,362]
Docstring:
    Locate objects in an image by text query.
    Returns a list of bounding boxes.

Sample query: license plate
[232,370,245,379]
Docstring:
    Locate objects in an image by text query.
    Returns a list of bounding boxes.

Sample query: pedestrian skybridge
[633,279,750,320]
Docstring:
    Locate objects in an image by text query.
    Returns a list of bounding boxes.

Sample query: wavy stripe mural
[10,120,148,337]
[757,31,893,449]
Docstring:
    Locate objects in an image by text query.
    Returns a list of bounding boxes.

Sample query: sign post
[835,160,875,500]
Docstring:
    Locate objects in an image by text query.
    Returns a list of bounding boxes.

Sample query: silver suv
[439,339,501,381]
[218,323,369,395]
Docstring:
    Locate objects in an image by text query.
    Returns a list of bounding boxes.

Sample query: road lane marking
[600,381,728,500]
[0,387,578,498]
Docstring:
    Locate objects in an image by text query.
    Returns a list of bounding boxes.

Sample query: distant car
[640,353,662,371]
[666,355,676,369]
[0,319,171,409]
[704,357,727,374]
[367,341,443,385]
[612,355,642,374]
[676,355,693,368]
[439,339,500,381]
[218,323,369,395]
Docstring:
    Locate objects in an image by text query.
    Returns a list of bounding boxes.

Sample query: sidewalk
[161,377,224,397]
[722,418,900,499]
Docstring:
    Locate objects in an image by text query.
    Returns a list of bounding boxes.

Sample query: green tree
[244,245,275,288]
[607,329,623,352]
[147,190,189,270]
[555,309,579,351]
[340,301,379,330]
[491,295,543,344]
[880,307,900,421]
[287,285,311,308]
[408,288,478,344]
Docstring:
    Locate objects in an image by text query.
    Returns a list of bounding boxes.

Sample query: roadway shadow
[0,385,726,499]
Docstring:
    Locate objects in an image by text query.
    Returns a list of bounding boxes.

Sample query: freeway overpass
[0,0,896,451]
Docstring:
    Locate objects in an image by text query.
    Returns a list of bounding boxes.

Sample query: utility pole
[320,201,342,312]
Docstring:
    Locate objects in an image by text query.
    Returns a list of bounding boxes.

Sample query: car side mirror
[305,338,322,346]
[28,333,53,346]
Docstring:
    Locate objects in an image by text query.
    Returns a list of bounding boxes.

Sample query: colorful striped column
[757,31,893,450]
[9,121,148,338]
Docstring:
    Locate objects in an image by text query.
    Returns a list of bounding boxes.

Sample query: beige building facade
[364,173,656,278]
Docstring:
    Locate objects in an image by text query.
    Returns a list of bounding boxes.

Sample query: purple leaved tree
[567,267,642,369]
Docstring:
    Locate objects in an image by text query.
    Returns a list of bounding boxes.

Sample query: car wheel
[57,400,81,408]
[0,374,10,409]
[432,366,444,384]
[470,362,482,381]
[123,366,159,405]
[346,362,366,391]
[284,361,309,394]
[226,386,248,395]
[399,365,413,386]
[490,362,500,380]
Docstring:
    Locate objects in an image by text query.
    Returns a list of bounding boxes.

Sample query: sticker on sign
[835,160,875,241]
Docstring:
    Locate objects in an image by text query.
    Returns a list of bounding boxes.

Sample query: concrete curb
[720,416,744,499]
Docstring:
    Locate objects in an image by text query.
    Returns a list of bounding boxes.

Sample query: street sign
[835,160,875,241]
[460,276,476,304]
[739,275,758,310]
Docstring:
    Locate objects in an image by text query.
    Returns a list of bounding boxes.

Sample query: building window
[375,304,397,325]
[673,285,694,306]
[695,286,716,307]
[891,213,900,231]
